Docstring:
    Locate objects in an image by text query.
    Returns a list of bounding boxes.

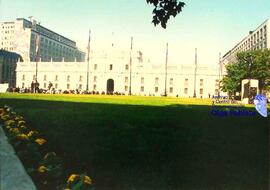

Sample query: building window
[155,77,159,85]
[200,79,203,86]
[170,87,173,93]
[94,76,97,82]
[44,83,47,88]
[125,86,128,91]
[67,75,70,82]
[184,78,188,86]
[22,75,25,81]
[55,83,58,89]
[215,89,219,96]
[170,78,173,85]
[141,86,144,92]
[43,75,47,81]
[67,84,70,89]
[184,88,188,94]
[79,76,83,82]
[141,77,144,84]
[22,83,25,88]
[155,87,158,92]
[55,75,58,81]
[79,84,82,89]
[200,88,203,95]
[109,64,113,70]
[93,84,97,90]
[125,77,128,83]
[94,64,97,70]
[215,79,219,87]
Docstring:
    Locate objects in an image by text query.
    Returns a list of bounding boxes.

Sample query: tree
[146,0,185,28]
[221,50,270,97]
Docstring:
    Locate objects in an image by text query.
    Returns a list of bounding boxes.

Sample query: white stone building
[0,18,85,62]
[16,49,225,98]
[222,19,270,65]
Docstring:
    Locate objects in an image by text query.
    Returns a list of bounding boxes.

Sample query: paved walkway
[0,126,37,190]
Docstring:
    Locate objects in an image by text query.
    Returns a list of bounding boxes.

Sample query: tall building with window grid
[0,18,85,62]
[222,19,270,65]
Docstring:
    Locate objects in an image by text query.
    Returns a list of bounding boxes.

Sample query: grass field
[0,93,268,190]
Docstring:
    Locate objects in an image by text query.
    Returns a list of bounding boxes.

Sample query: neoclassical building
[16,49,225,98]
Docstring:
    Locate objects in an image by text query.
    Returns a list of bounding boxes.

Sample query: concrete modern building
[0,18,85,62]
[16,49,224,98]
[222,19,270,65]
[0,49,22,87]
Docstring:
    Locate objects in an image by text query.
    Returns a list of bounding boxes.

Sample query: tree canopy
[147,0,185,28]
[221,50,270,97]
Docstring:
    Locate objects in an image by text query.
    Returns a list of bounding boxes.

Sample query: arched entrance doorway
[107,79,114,94]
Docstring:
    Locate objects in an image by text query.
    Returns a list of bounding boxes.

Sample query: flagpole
[35,53,38,93]
[86,30,91,92]
[34,21,39,94]
[129,36,133,96]
[218,52,221,96]
[193,48,197,98]
[164,43,168,97]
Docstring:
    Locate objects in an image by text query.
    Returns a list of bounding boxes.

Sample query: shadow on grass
[0,98,268,190]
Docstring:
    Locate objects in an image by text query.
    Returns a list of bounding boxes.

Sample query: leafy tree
[147,0,185,28]
[221,50,270,97]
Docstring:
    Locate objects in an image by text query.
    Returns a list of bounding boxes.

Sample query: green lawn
[0,93,268,190]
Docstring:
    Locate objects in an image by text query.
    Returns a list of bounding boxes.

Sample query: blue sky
[1,0,270,65]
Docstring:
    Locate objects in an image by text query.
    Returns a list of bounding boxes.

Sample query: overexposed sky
[1,0,270,65]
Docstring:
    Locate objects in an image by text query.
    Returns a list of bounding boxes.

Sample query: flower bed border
[0,105,93,190]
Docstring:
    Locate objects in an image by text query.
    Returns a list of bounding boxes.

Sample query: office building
[222,19,270,65]
[0,18,85,62]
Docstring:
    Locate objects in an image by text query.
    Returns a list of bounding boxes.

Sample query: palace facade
[16,49,225,98]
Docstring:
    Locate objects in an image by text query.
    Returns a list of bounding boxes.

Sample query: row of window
[22,75,219,86]
[22,75,84,82]
[21,82,219,96]
[1,25,15,29]
[1,30,15,34]
[232,25,267,54]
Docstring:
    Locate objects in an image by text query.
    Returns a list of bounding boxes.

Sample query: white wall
[16,51,225,97]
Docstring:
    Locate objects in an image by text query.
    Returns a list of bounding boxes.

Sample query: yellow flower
[11,128,20,134]
[14,116,23,121]
[67,174,79,183]
[5,119,15,126]
[1,115,9,121]
[38,166,48,173]
[17,134,29,140]
[35,138,47,145]
[17,120,26,127]
[84,175,92,185]
[27,131,35,137]
[6,125,11,129]
[20,125,27,130]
